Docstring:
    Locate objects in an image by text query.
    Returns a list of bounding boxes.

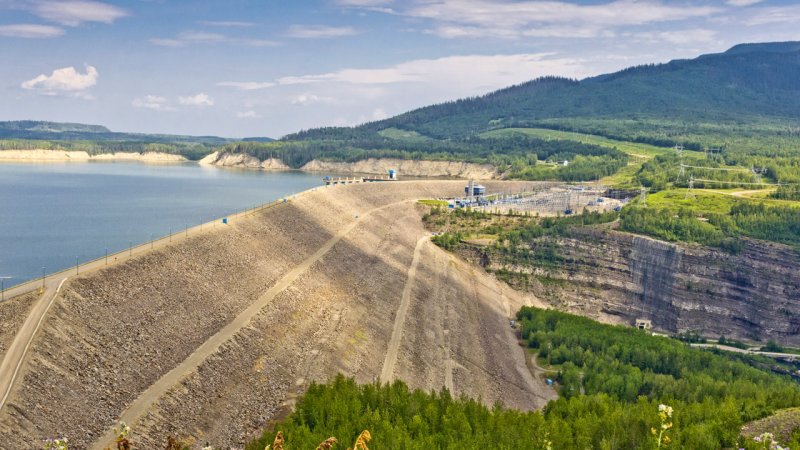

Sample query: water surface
[0,161,329,287]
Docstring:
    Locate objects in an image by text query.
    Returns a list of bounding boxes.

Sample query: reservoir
[0,161,329,288]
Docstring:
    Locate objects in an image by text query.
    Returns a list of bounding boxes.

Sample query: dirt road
[380,235,428,383]
[0,277,65,412]
[691,343,799,359]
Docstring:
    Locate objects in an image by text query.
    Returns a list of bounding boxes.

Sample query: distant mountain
[0,120,237,146]
[286,41,800,140]
[1,120,279,145]
[0,121,282,160]
[0,121,110,134]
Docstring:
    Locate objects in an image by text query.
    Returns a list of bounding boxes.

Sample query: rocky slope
[0,292,37,361]
[459,226,800,345]
[198,151,290,169]
[0,181,544,449]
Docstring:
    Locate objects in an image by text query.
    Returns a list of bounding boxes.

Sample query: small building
[464,184,486,197]
[635,319,652,330]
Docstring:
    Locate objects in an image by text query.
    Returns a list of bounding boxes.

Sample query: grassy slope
[482,127,708,187]
[645,189,800,214]
[482,127,670,158]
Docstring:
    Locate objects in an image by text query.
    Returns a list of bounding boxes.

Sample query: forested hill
[0,121,273,160]
[0,120,233,145]
[0,121,110,134]
[287,41,800,140]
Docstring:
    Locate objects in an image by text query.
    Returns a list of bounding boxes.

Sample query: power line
[680,164,751,172]
[691,178,789,187]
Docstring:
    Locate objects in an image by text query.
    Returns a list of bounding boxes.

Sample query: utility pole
[105,247,108,265]
[129,241,133,257]
[75,256,79,274]
[41,267,45,290]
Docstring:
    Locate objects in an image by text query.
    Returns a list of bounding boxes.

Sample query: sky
[1,0,800,138]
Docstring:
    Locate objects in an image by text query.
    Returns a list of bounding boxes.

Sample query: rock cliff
[462,227,800,345]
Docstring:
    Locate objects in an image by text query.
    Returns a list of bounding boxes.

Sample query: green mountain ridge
[0,120,274,160]
[283,41,800,142]
[0,120,273,145]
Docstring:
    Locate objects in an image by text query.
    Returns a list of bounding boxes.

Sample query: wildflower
[315,437,337,450]
[43,438,69,450]
[652,404,674,448]
[348,430,371,450]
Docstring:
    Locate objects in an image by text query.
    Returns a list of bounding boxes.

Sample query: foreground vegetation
[242,305,800,450]
[518,307,800,448]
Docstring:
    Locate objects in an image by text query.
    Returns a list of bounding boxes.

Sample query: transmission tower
[639,186,647,204]
[685,177,695,199]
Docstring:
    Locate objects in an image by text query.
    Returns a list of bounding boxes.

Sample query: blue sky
[1,0,799,138]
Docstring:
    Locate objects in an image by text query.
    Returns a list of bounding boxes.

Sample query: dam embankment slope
[0,180,545,449]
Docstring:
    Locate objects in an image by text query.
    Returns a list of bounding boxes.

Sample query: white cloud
[286,25,358,39]
[21,65,98,96]
[198,20,255,27]
[347,0,720,40]
[371,108,388,120]
[217,81,276,90]
[150,31,279,47]
[726,0,763,6]
[273,53,590,88]
[336,0,393,5]
[744,5,800,25]
[178,93,214,106]
[132,95,175,111]
[632,29,718,45]
[32,0,128,26]
[0,23,64,38]
[292,93,335,105]
[236,110,261,119]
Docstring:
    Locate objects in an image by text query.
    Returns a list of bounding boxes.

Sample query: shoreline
[200,151,502,179]
[0,149,187,163]
[0,150,499,179]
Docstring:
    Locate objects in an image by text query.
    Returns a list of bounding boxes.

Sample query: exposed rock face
[464,227,800,345]
[0,150,186,162]
[300,158,500,179]
[202,152,500,179]
[199,151,290,169]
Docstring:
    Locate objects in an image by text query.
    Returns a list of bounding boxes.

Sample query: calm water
[0,161,330,287]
